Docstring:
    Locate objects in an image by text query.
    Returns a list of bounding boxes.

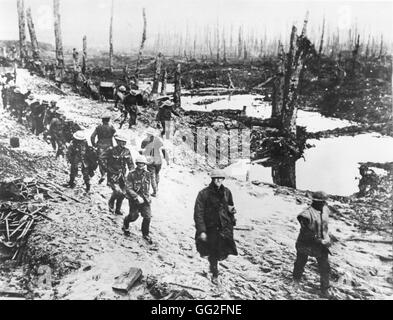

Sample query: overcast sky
[0,0,392,52]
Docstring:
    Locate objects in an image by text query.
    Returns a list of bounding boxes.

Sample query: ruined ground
[0,69,392,300]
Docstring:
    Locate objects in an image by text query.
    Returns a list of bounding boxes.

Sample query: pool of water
[225,133,393,196]
[182,93,356,132]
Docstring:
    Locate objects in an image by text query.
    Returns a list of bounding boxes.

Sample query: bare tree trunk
[26,7,39,60]
[173,64,181,108]
[161,67,167,95]
[271,41,285,122]
[272,161,296,188]
[280,22,314,137]
[365,34,370,58]
[53,0,64,83]
[238,26,242,59]
[152,52,162,94]
[216,21,220,62]
[135,8,147,88]
[109,0,114,72]
[351,34,360,76]
[17,0,28,66]
[82,36,87,74]
[318,16,325,56]
[379,35,384,58]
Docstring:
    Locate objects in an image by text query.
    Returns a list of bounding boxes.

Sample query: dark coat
[296,205,331,257]
[194,182,237,260]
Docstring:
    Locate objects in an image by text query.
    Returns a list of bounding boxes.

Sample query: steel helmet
[114,133,127,142]
[73,130,86,141]
[145,127,157,136]
[312,191,328,202]
[101,112,111,119]
[210,169,226,179]
[118,85,126,92]
[135,155,147,164]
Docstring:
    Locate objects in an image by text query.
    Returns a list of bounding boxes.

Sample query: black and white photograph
[0,0,392,303]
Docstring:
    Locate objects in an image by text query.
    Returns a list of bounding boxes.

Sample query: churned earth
[0,69,391,300]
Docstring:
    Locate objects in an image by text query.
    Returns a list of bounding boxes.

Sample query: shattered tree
[26,7,40,60]
[272,18,316,136]
[53,0,64,76]
[82,36,87,75]
[135,8,147,87]
[17,0,28,66]
[109,0,114,72]
[161,68,167,95]
[151,52,162,94]
[173,64,181,108]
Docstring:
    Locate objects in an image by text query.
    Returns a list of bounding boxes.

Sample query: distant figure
[90,112,116,184]
[49,110,66,158]
[122,155,157,244]
[194,169,238,285]
[65,131,91,192]
[155,100,179,137]
[140,128,169,190]
[293,191,332,298]
[27,94,46,135]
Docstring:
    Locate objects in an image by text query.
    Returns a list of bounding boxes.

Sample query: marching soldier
[49,109,66,158]
[13,87,31,123]
[28,96,46,135]
[90,112,116,184]
[293,191,332,298]
[122,155,157,244]
[102,133,134,215]
[194,169,238,285]
[155,100,179,137]
[140,128,169,190]
[65,130,91,192]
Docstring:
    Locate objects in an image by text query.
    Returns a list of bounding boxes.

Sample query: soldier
[13,87,31,123]
[140,128,169,190]
[65,130,91,192]
[293,191,332,298]
[49,110,66,158]
[155,100,179,137]
[1,82,8,109]
[114,85,127,112]
[194,169,238,285]
[90,112,116,183]
[28,96,46,135]
[102,133,134,215]
[122,155,157,244]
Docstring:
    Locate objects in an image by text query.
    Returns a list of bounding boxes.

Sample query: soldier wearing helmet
[90,111,116,183]
[65,131,91,192]
[194,169,238,285]
[114,85,127,113]
[28,95,46,135]
[122,155,157,244]
[293,190,332,298]
[101,133,134,215]
[49,109,66,158]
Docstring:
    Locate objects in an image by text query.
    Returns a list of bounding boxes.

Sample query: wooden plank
[112,267,142,293]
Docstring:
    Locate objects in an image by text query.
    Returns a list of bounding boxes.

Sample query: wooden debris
[234,225,254,231]
[346,237,391,244]
[167,282,205,292]
[112,267,142,293]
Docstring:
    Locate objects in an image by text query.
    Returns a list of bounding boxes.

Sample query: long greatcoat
[194,182,238,260]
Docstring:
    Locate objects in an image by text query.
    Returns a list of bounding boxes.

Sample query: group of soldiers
[194,172,333,297]
[63,112,169,244]
[1,72,333,298]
